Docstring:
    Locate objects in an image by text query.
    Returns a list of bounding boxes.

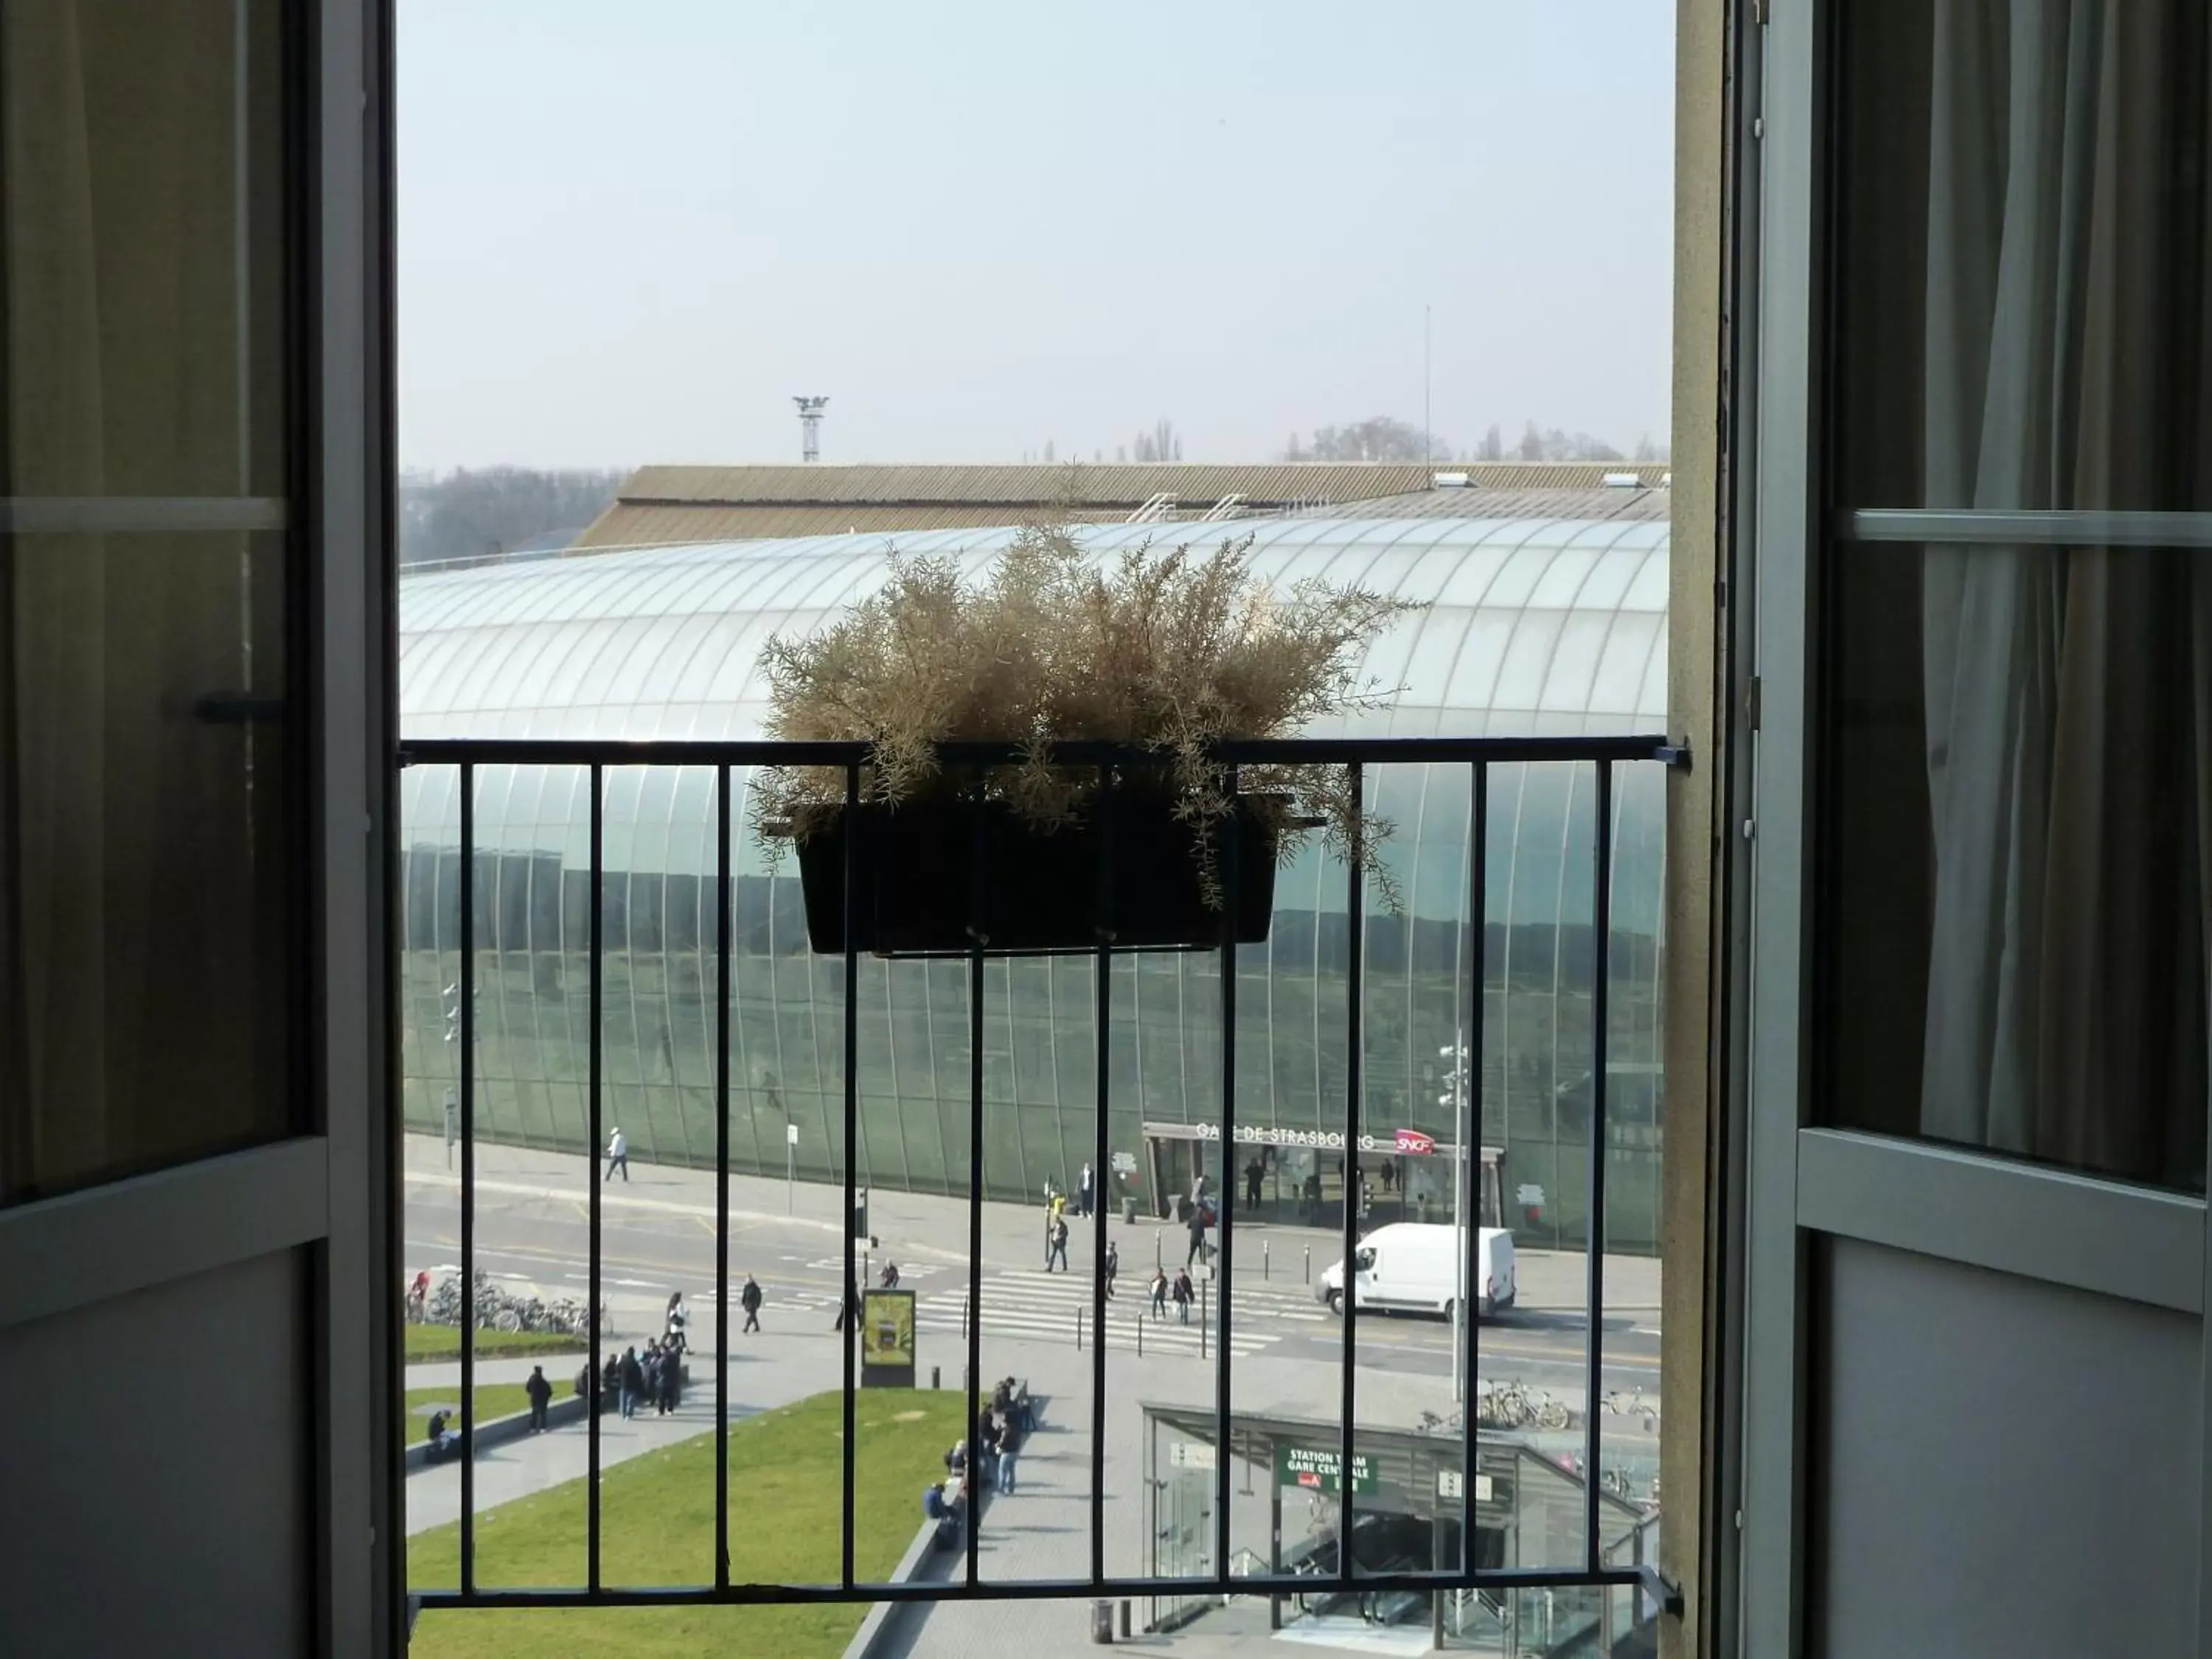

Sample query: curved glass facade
[400,516,1668,1250]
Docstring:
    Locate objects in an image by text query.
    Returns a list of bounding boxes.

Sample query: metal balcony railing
[396,732,1688,1622]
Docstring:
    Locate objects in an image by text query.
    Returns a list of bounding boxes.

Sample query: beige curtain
[1921,0,2211,1186]
[1,1,281,1197]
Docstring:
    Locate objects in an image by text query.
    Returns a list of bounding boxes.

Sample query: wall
[1812,1238,2199,1657]
[0,1251,313,1658]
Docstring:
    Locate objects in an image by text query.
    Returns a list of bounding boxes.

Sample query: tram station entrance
[1139,1404,1657,1656]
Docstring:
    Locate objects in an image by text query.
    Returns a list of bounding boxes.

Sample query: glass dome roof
[400,515,1669,740]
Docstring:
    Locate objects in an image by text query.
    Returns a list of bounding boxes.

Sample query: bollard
[1264,1239,1270,1281]
[1119,1600,1133,1640]
[1077,1308,1084,1352]
[1303,1245,1310,1284]
[931,1365,940,1390]
[1200,1279,1209,1359]
[1137,1316,1144,1357]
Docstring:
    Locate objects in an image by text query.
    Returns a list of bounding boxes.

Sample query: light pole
[1439,1037,1471,1404]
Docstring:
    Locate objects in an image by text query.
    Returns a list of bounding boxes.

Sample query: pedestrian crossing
[914,1267,1327,1360]
[709,1264,1331,1360]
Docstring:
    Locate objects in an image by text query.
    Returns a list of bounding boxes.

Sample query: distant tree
[1116,445,1128,464]
[400,466,624,566]
[1285,432,1307,462]
[1516,420,1545,462]
[1044,439,1057,464]
[1295,416,1444,464]
[1478,424,1504,462]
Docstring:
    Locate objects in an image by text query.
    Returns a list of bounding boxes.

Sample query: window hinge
[1743,675,1762,731]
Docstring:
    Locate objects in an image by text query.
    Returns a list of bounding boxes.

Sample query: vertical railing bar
[1463,762,1487,1576]
[1215,766,1239,1586]
[1091,765,1115,1587]
[1339,760,1363,1590]
[457,762,477,1594]
[714,764,732,1590]
[966,787,987,1590]
[841,761,860,1591]
[588,762,605,1593]
[1583,759,1613,1573]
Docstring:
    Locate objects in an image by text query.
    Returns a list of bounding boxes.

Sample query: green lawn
[405,1325,588,1365]
[404,1384,536,1445]
[408,1391,970,1658]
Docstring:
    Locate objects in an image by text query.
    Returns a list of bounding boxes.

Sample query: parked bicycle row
[403,1268,607,1336]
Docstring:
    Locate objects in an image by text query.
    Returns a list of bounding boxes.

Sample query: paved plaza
[402,1134,1662,1653]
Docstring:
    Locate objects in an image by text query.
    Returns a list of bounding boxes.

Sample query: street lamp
[1439,1039,1472,1404]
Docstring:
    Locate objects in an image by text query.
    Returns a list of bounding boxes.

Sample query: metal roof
[572,462,1660,548]
[1299,486,1671,523]
[403,514,1669,743]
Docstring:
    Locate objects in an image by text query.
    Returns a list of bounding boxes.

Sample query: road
[404,1176,1661,1409]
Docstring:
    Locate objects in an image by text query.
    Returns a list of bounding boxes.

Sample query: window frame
[1733,3,2212,1654]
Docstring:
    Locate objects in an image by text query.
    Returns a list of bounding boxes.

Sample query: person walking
[1245,1157,1265,1211]
[658,1345,681,1414]
[740,1273,763,1333]
[524,1364,553,1432]
[1172,1268,1194,1325]
[1185,1202,1209,1268]
[1078,1161,1095,1219]
[618,1346,645,1419]
[1103,1239,1119,1298]
[832,1278,860,1332]
[1149,1268,1168,1318]
[880,1260,900,1290]
[1047,1214,1070,1273]
[604,1125,628,1182]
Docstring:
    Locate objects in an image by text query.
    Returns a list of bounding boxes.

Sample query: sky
[397,1,1676,473]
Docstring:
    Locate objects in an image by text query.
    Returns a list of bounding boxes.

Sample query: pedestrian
[832,1278,860,1332]
[880,1260,900,1290]
[740,1273,763,1333]
[604,1124,628,1182]
[524,1364,552,1432]
[1150,1268,1168,1318]
[1048,1214,1070,1273]
[1186,1202,1209,1268]
[1079,1161,1095,1219]
[618,1346,644,1419]
[1104,1239,1119,1298]
[425,1408,462,1461]
[664,1291,689,1352]
[993,1411,1018,1493]
[1172,1268,1194,1325]
[658,1345,681,1414]
[1245,1158,1265,1211]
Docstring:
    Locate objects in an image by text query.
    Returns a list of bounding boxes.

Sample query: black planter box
[793,794,1279,956]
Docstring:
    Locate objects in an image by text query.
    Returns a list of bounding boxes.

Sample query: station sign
[1276,1444,1378,1495]
[1394,1129,1436,1155]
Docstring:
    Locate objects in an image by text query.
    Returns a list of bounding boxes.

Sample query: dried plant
[751,521,1419,908]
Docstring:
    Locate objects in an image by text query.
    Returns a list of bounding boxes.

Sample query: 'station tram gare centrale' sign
[1182,1123,1449,1155]
[1276,1444,1380,1495]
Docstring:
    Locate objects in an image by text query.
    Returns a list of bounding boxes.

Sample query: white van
[1314,1222,1517,1320]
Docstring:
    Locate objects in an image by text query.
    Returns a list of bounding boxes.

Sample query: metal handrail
[405,731,1688,1620]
